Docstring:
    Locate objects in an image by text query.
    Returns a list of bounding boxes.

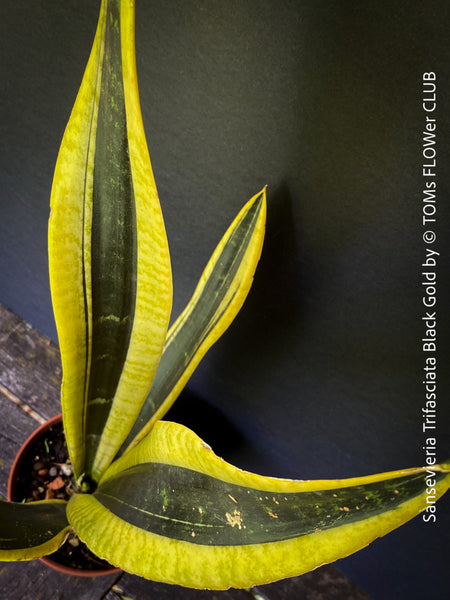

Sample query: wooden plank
[0,304,61,419]
[104,567,371,600]
[0,392,38,498]
[253,566,371,599]
[104,576,252,600]
[0,560,120,600]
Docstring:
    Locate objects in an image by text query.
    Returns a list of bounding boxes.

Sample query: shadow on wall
[164,387,249,463]
[164,181,319,473]
[197,181,315,402]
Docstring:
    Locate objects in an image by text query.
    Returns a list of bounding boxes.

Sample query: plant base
[8,414,119,577]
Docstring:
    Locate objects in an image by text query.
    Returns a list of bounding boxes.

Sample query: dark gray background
[1,1,449,598]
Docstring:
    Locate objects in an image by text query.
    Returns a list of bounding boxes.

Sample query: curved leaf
[48,0,172,481]
[120,188,266,455]
[0,499,70,561]
[67,421,450,589]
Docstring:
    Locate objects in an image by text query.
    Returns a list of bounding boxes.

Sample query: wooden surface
[0,303,371,600]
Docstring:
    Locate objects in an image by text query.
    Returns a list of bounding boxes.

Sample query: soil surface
[12,420,113,572]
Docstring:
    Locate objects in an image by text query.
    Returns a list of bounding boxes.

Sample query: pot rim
[8,413,120,577]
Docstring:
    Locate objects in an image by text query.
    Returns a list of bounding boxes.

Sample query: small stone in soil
[49,466,58,477]
[61,464,73,476]
[48,476,65,490]
[68,537,80,547]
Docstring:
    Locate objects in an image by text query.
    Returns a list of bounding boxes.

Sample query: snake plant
[1,0,449,589]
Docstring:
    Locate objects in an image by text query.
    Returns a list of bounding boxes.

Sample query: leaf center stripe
[96,491,220,529]
[94,462,438,546]
[85,0,137,472]
[81,10,107,458]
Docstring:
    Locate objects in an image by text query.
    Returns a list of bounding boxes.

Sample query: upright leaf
[121,189,266,454]
[48,0,172,482]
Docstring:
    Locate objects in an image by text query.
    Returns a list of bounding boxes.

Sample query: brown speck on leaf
[225,509,243,529]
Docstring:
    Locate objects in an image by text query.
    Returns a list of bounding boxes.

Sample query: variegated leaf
[67,421,450,589]
[0,499,70,561]
[48,0,172,482]
[120,189,266,454]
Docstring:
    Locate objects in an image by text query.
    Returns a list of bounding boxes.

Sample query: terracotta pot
[8,413,119,577]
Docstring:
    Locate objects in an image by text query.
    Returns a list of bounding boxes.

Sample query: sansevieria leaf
[48,0,172,482]
[67,421,450,589]
[0,500,70,561]
[120,188,266,454]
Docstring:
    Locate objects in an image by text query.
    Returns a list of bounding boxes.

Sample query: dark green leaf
[95,462,442,546]
[0,499,69,556]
